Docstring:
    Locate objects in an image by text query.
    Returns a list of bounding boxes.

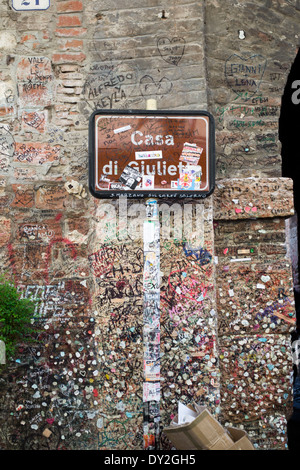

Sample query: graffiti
[0,0,296,452]
[81,64,139,116]
[18,223,55,243]
[0,125,15,158]
[168,268,213,303]
[88,246,116,277]
[22,111,47,133]
[88,244,143,279]
[225,54,267,100]
[157,37,185,66]
[139,75,173,98]
[7,236,79,285]
[14,142,60,165]
[16,56,54,107]
[183,243,212,266]
[0,125,15,174]
[20,280,89,318]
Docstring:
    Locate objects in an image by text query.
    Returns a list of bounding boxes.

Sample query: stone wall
[0,0,298,450]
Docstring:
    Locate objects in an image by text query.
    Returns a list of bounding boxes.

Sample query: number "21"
[21,0,40,5]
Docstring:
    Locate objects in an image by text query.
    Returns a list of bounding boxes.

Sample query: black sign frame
[89,109,215,199]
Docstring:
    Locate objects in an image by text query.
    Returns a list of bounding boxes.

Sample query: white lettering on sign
[12,0,50,11]
[131,131,174,146]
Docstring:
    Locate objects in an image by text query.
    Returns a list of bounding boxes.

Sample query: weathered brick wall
[0,0,298,451]
[213,178,295,448]
[206,0,300,179]
[206,0,299,449]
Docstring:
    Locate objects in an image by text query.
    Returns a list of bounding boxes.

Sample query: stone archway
[279,48,300,323]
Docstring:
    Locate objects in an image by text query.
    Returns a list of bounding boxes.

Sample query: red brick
[55,27,87,37]
[57,15,82,27]
[52,52,86,63]
[11,185,34,208]
[9,244,48,282]
[0,217,11,247]
[57,0,83,12]
[17,218,63,243]
[36,185,66,210]
[67,216,89,236]
[59,65,80,72]
[20,34,37,43]
[22,111,47,134]
[14,142,60,164]
[0,107,14,117]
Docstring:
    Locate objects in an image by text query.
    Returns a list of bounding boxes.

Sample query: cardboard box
[163,405,254,450]
[226,427,255,450]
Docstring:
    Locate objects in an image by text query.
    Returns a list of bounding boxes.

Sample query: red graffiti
[168,268,213,303]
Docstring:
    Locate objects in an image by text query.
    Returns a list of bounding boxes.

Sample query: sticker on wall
[179,142,203,165]
[143,175,155,189]
[119,164,142,189]
[136,150,163,161]
[143,382,160,402]
[12,0,50,10]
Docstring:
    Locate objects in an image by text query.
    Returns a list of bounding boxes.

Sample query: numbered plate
[11,0,50,10]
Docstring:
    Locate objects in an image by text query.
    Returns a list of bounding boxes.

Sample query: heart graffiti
[139,75,173,98]
[157,37,185,66]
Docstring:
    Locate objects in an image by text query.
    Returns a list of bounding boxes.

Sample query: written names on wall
[17,57,54,108]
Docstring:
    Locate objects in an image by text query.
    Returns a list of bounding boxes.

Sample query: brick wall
[0,0,298,450]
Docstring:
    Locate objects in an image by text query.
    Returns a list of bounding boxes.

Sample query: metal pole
[142,99,161,450]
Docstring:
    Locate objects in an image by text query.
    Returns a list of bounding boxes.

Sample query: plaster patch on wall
[16,56,55,108]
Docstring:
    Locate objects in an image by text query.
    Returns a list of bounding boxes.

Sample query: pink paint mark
[55,213,63,221]
[167,269,213,307]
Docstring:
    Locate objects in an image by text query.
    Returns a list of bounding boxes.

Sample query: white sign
[12,0,50,10]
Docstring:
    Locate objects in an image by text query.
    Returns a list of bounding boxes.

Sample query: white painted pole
[0,340,6,365]
[143,99,161,450]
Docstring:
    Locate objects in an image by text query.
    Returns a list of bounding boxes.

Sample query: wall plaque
[89,110,215,199]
